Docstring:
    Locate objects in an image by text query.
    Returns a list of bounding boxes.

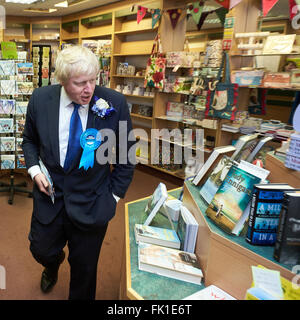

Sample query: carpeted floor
[0,165,182,300]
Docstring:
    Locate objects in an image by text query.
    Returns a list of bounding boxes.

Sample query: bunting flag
[215,7,228,25]
[289,0,300,20]
[167,8,183,29]
[137,6,147,24]
[197,9,215,30]
[214,0,230,9]
[187,1,204,25]
[151,8,161,28]
[262,0,279,17]
[229,0,243,9]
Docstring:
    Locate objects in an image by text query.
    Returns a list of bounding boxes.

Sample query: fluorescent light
[55,0,68,7]
[5,0,38,3]
[24,8,57,13]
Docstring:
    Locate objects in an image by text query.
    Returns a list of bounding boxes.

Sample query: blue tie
[64,102,83,171]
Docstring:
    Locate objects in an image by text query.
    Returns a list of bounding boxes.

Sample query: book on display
[138,242,203,285]
[134,224,180,249]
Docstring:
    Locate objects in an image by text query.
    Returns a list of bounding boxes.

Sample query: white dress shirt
[27,87,119,202]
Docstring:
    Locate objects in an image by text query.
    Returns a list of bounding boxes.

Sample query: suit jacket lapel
[47,85,62,168]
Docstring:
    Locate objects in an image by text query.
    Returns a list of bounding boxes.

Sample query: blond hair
[54,45,100,83]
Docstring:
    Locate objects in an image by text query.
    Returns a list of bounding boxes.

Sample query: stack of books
[285,132,300,171]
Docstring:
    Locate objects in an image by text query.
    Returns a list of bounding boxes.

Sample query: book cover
[231,161,270,236]
[231,133,260,162]
[183,285,236,300]
[192,145,236,186]
[246,136,273,163]
[199,155,236,205]
[138,242,203,285]
[144,183,169,226]
[246,184,294,246]
[205,165,261,234]
[274,191,300,265]
[134,224,180,249]
[177,205,198,253]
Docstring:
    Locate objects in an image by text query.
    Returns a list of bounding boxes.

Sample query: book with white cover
[138,242,203,285]
[177,205,199,253]
[183,285,236,300]
[193,145,236,186]
[246,136,273,163]
[134,224,180,249]
[144,183,169,226]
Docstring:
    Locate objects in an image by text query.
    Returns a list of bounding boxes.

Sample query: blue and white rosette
[79,128,101,170]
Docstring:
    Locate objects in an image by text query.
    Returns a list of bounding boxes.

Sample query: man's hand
[34,173,50,196]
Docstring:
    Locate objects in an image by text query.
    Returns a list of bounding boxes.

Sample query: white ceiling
[0,0,122,17]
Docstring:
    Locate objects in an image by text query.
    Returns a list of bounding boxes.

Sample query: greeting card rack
[0,55,33,204]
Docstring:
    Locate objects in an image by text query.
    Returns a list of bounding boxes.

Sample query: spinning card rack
[0,57,33,204]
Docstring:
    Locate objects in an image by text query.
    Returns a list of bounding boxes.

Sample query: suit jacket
[22,84,135,230]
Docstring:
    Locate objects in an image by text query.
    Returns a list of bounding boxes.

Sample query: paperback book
[199,155,236,205]
[192,145,236,186]
[246,136,273,163]
[177,205,199,253]
[138,242,203,285]
[205,165,261,234]
[134,224,180,249]
[231,160,270,236]
[274,191,300,265]
[144,183,169,226]
[231,133,260,162]
[246,184,294,246]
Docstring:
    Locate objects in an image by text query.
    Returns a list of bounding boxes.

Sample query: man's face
[62,74,97,105]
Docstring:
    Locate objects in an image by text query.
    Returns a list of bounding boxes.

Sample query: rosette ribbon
[79,128,102,170]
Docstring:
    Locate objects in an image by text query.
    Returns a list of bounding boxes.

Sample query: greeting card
[0,118,14,133]
[1,136,15,152]
[1,154,15,169]
[0,80,16,95]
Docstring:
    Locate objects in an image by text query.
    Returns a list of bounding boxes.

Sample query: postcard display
[0,57,33,204]
[32,45,52,88]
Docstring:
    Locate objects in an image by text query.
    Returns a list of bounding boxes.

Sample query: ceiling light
[5,0,38,3]
[55,1,68,7]
[24,8,57,13]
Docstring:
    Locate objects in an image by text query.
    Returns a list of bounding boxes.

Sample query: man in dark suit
[22,45,135,299]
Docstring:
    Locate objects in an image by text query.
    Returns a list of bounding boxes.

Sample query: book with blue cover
[246,184,294,246]
[134,224,180,249]
[199,155,236,205]
[205,165,261,234]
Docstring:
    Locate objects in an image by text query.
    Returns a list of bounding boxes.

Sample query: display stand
[0,52,33,204]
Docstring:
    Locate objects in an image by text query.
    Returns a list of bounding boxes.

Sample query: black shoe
[40,251,65,293]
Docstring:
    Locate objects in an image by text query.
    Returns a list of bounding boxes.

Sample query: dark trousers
[28,207,108,300]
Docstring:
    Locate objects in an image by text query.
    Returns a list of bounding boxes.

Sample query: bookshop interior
[0,0,300,301]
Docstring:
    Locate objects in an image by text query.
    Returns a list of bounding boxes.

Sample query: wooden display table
[182,181,296,300]
[119,187,204,300]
